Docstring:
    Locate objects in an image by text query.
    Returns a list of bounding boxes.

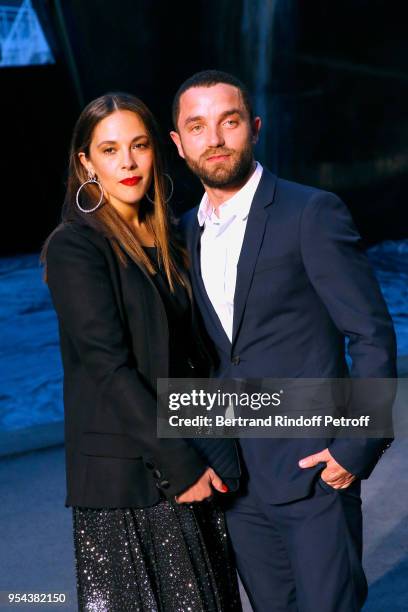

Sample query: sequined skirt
[73,499,242,612]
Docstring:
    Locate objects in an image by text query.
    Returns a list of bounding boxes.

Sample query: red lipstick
[120,177,142,186]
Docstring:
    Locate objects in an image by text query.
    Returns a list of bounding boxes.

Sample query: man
[170,70,397,611]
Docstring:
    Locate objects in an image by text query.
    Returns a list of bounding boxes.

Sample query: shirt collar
[197,161,263,227]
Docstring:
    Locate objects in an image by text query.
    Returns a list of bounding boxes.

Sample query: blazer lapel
[232,169,278,345]
[190,218,232,352]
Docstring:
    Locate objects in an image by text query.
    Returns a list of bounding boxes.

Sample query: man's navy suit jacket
[182,168,397,504]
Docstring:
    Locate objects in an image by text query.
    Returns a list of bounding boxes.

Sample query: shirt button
[153,469,163,479]
[231,355,240,365]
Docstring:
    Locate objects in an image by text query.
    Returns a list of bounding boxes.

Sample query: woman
[42,93,241,611]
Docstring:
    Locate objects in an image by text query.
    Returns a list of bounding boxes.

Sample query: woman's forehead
[92,110,147,142]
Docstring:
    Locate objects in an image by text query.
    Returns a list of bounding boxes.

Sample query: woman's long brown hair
[41,92,185,290]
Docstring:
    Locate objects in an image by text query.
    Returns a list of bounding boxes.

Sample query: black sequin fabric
[73,499,242,611]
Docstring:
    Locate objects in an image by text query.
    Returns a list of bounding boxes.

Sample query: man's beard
[183,142,254,189]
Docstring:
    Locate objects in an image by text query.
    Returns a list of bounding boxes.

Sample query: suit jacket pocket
[80,432,142,459]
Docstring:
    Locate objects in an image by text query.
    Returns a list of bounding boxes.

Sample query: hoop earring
[76,173,104,213]
[145,173,174,204]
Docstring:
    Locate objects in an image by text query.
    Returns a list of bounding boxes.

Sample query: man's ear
[251,116,262,145]
[78,152,95,176]
[169,130,185,160]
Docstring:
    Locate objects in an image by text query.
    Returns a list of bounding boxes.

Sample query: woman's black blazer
[46,220,210,508]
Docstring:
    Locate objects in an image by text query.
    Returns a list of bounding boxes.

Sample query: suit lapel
[232,169,278,345]
[190,218,232,352]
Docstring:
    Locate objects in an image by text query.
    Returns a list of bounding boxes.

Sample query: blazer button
[187,358,195,370]
[156,480,170,490]
[231,355,240,365]
[145,461,155,470]
[153,469,162,479]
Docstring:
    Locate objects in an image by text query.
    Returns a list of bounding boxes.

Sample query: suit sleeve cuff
[144,443,207,498]
[328,438,393,479]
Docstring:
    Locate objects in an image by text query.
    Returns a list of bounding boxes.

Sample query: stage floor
[0,439,407,611]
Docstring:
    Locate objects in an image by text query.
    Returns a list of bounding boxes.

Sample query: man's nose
[206,125,225,148]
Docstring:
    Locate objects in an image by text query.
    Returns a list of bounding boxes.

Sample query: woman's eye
[103,147,115,154]
[133,142,149,149]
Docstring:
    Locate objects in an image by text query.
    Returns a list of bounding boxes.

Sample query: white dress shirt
[198,162,263,342]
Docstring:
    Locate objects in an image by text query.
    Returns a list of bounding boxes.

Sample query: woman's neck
[109,198,155,247]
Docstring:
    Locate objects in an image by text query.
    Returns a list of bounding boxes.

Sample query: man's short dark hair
[172,69,254,129]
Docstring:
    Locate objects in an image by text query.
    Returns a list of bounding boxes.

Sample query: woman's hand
[175,467,229,503]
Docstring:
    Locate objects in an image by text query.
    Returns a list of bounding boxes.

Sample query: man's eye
[224,119,238,127]
[191,125,203,133]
